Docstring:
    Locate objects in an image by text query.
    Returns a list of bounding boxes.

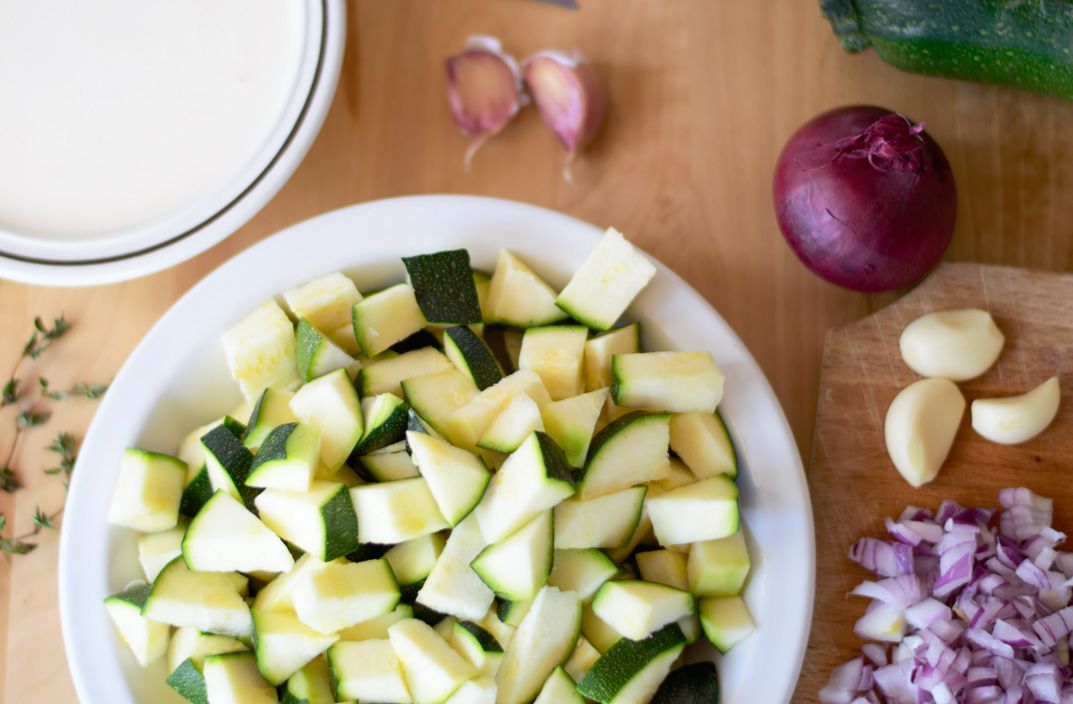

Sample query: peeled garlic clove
[885,378,965,487]
[522,51,608,167]
[971,376,1060,445]
[899,309,1004,381]
[445,36,525,166]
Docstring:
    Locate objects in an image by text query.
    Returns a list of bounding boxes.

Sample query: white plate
[0,0,345,287]
[59,195,815,703]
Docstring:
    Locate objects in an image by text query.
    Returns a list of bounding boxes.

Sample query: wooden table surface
[3,1,1073,701]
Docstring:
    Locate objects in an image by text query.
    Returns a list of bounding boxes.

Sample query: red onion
[773,106,957,293]
[821,489,1073,703]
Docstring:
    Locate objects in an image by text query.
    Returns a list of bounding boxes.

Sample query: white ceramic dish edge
[59,195,815,703]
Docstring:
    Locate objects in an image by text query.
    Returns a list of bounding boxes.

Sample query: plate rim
[58,194,815,703]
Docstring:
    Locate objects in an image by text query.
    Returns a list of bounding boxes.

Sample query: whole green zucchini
[822,0,1073,101]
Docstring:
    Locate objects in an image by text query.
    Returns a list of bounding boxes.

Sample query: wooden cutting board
[794,262,1073,701]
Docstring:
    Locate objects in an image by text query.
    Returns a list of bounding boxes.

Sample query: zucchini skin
[822,0,1073,101]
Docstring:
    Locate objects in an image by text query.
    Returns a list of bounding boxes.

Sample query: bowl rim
[58,195,815,703]
[0,0,346,287]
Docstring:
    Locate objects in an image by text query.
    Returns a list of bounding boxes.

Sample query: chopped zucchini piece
[104,582,169,667]
[547,549,618,601]
[519,325,588,400]
[581,605,622,653]
[404,249,483,324]
[358,347,453,397]
[138,520,186,582]
[166,658,210,704]
[445,676,497,704]
[360,450,421,482]
[107,448,186,532]
[351,477,449,544]
[182,491,293,573]
[168,627,248,673]
[243,388,298,450]
[554,486,647,549]
[389,618,478,704]
[477,394,543,453]
[407,431,490,526]
[654,458,697,491]
[541,388,607,467]
[252,610,338,686]
[336,603,414,641]
[223,300,301,400]
[402,367,478,438]
[292,559,401,634]
[494,586,582,704]
[651,661,720,704]
[201,422,258,508]
[282,655,335,704]
[487,250,567,327]
[178,419,236,518]
[385,533,446,587]
[477,610,516,650]
[578,412,670,500]
[295,318,356,382]
[699,596,754,653]
[290,368,364,472]
[251,554,329,614]
[352,392,409,456]
[584,324,641,391]
[555,228,656,332]
[328,639,411,703]
[496,598,532,628]
[202,651,278,703]
[669,411,737,479]
[417,514,495,620]
[471,511,554,601]
[535,666,583,704]
[444,326,503,390]
[564,636,601,683]
[254,480,359,561]
[636,549,689,591]
[688,531,751,597]
[451,621,504,676]
[282,272,363,341]
[645,476,740,545]
[352,283,427,356]
[246,423,319,492]
[612,352,724,414]
[142,557,252,639]
[592,580,694,641]
[576,624,686,704]
[442,369,551,451]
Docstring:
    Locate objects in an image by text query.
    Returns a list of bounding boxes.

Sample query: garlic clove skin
[899,309,1004,382]
[445,36,525,165]
[522,50,608,159]
[884,378,965,488]
[971,376,1060,445]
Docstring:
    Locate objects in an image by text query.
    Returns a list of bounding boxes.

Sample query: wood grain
[796,263,1073,701]
[3,1,1073,700]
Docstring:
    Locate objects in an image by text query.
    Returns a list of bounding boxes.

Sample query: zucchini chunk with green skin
[577,623,686,704]
[445,676,497,704]
[646,475,740,545]
[403,367,479,438]
[496,598,532,627]
[295,318,356,382]
[474,431,575,542]
[252,610,338,686]
[547,548,619,601]
[168,627,247,674]
[246,423,320,492]
[254,480,359,561]
[541,388,607,467]
[404,249,483,324]
[555,228,656,332]
[651,661,720,704]
[182,491,294,573]
[350,477,450,544]
[477,609,516,650]
[699,595,754,653]
[535,666,583,704]
[352,283,427,356]
[582,605,622,653]
[282,655,334,704]
[179,418,239,518]
[592,580,695,641]
[389,618,479,704]
[328,639,411,703]
[252,554,332,614]
[669,410,737,479]
[386,533,445,587]
[351,392,409,457]
[166,658,211,704]
[519,325,588,400]
[495,586,582,704]
[142,557,252,639]
[407,431,491,526]
[655,458,697,492]
[564,636,601,682]
[451,621,504,676]
[360,450,421,481]
[201,422,259,508]
[283,272,363,348]
[417,514,495,620]
[138,520,186,582]
[477,393,543,453]
[292,558,401,634]
[442,369,551,451]
[290,367,364,472]
[444,326,504,390]
[578,412,670,500]
[612,351,725,414]
[203,651,279,704]
[487,250,568,328]
[337,603,414,640]
[689,531,751,597]
[554,486,647,550]
[104,582,169,667]
[584,324,641,391]
[636,549,689,591]
[243,388,298,450]
[359,346,453,397]
[107,448,187,532]
[222,299,301,400]
[471,511,554,601]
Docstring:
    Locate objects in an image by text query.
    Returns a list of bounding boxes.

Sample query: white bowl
[0,0,345,287]
[59,195,815,703]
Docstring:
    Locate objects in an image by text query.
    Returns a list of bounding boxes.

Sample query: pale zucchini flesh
[289,368,364,472]
[555,228,656,332]
[182,491,294,574]
[389,618,478,704]
[584,324,641,391]
[554,486,647,550]
[541,388,608,467]
[107,448,187,532]
[494,586,582,704]
[591,580,695,641]
[358,346,453,398]
[222,299,301,400]
[669,410,738,479]
[329,639,412,703]
[519,325,589,401]
[351,477,450,544]
[612,351,724,414]
[471,510,553,601]
[252,610,338,686]
[547,548,619,601]
[487,250,567,328]
[202,651,279,704]
[579,412,670,500]
[645,476,740,546]
[352,283,427,357]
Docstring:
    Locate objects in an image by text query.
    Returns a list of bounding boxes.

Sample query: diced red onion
[850,537,915,577]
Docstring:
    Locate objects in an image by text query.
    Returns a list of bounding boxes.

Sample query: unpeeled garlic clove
[445,36,525,167]
[971,376,1060,445]
[884,378,965,488]
[899,309,1004,381]
[522,50,608,173]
